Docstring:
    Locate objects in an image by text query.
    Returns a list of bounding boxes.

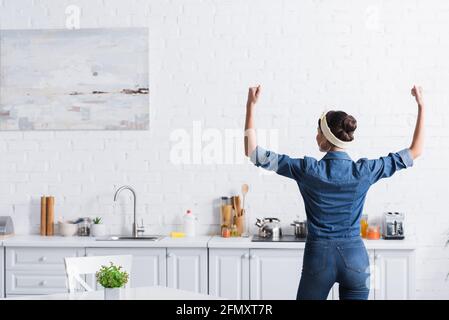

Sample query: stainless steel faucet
[113,185,145,237]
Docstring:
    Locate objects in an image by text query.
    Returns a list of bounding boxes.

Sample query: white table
[4,286,223,300]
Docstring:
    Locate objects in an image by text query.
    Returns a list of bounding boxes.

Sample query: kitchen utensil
[40,196,47,236]
[241,184,249,213]
[234,196,242,217]
[58,221,77,237]
[291,220,307,238]
[382,212,405,240]
[231,196,238,219]
[235,214,244,236]
[255,217,282,239]
[0,216,14,238]
[46,196,55,236]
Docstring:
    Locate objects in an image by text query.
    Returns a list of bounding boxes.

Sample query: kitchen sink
[95,235,163,241]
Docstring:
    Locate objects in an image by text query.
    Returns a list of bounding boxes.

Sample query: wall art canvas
[0,28,149,130]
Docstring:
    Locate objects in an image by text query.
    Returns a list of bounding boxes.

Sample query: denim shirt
[250,146,414,239]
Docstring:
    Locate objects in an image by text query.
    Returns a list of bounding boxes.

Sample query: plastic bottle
[183,210,196,237]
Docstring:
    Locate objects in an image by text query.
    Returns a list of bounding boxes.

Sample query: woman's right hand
[244,86,260,156]
[247,85,261,107]
[411,85,424,107]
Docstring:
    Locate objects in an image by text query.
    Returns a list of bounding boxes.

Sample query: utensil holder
[236,214,244,236]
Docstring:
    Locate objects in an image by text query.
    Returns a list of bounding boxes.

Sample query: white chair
[64,255,132,293]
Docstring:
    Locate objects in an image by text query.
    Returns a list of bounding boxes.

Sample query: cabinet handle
[250,254,256,259]
[375,254,381,260]
[242,253,249,259]
[167,253,174,258]
[39,256,47,262]
[39,281,47,286]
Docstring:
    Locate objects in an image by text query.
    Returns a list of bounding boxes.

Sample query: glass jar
[221,226,231,238]
[220,197,232,234]
[366,225,380,240]
[77,218,91,237]
[360,214,369,238]
[230,224,238,237]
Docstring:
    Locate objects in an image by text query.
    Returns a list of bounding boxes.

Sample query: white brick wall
[1,0,448,299]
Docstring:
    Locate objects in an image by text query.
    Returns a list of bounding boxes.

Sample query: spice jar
[366,225,380,240]
[221,226,231,238]
[230,224,238,237]
[77,218,91,236]
[360,214,369,238]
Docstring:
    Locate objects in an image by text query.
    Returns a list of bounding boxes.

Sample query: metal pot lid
[264,217,280,222]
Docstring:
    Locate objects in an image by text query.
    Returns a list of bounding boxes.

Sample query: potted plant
[91,217,107,237]
[96,262,129,300]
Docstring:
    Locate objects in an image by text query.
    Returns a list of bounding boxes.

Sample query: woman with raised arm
[244,85,424,300]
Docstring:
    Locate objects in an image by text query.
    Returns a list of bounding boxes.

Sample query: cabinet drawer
[6,271,68,295]
[6,247,84,271]
[1,247,4,298]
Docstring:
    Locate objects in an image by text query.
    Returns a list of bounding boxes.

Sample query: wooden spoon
[241,184,249,215]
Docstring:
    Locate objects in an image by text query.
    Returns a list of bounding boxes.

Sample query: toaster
[0,216,14,238]
[382,212,404,240]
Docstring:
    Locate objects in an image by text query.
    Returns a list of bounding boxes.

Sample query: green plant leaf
[95,262,129,288]
[92,217,102,224]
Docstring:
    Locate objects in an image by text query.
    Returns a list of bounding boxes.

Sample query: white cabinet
[209,246,415,300]
[373,249,415,300]
[0,240,416,299]
[5,247,85,296]
[249,249,302,300]
[86,248,166,289]
[330,249,415,300]
[209,248,250,299]
[209,248,303,300]
[0,247,4,298]
[167,248,207,294]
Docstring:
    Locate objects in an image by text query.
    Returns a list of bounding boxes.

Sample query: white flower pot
[91,224,107,237]
[104,287,123,300]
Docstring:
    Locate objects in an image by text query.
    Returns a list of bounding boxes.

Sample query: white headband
[319,111,353,149]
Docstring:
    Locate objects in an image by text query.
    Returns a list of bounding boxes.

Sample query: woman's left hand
[247,85,261,106]
[411,85,424,107]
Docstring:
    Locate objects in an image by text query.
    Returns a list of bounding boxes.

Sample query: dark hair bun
[342,116,357,134]
[324,110,357,142]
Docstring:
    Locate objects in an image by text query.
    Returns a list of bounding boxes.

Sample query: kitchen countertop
[0,234,416,250]
[0,235,212,248]
[208,235,417,250]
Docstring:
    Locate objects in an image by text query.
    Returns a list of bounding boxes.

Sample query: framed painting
[0,27,149,130]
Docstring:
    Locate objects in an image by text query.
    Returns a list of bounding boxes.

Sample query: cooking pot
[255,217,282,239]
[291,220,307,238]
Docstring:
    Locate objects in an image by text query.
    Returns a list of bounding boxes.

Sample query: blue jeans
[297,236,370,300]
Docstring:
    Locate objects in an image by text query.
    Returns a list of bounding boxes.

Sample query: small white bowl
[58,222,78,237]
